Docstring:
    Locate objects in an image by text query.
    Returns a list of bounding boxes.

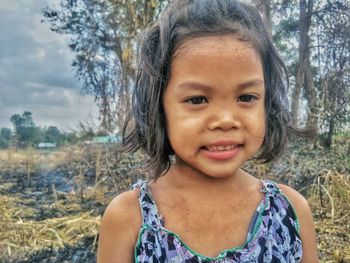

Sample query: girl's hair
[123,0,302,180]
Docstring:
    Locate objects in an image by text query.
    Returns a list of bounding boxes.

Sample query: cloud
[0,0,99,130]
[0,89,99,131]
[0,0,20,11]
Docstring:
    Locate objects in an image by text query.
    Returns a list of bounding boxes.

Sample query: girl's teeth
[206,145,238,151]
[208,146,218,152]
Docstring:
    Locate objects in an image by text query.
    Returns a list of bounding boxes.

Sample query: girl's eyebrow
[238,79,264,89]
[177,81,212,91]
[177,79,264,91]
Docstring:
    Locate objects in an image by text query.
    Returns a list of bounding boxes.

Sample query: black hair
[123,0,303,180]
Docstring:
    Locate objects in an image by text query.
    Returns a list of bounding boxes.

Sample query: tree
[1,128,12,140]
[43,126,62,144]
[10,111,35,128]
[314,1,350,146]
[291,0,318,134]
[42,0,169,131]
[0,128,12,149]
[10,111,41,148]
[264,0,349,145]
[10,114,25,129]
[61,132,79,145]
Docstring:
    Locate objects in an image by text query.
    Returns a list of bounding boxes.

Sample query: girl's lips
[200,145,241,160]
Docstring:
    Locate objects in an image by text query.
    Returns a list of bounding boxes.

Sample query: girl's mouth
[200,144,242,160]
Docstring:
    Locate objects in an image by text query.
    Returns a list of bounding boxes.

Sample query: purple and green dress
[131,180,302,262]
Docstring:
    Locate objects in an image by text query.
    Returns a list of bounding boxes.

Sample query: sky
[0,0,99,131]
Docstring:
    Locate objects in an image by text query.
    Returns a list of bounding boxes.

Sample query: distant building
[89,135,122,144]
[37,142,57,149]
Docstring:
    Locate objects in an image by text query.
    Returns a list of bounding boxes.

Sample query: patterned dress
[131,180,302,262]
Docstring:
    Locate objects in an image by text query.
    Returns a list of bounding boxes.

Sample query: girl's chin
[175,164,239,179]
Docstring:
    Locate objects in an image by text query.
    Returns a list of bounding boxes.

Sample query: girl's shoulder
[102,179,150,224]
[103,188,141,223]
[97,188,142,263]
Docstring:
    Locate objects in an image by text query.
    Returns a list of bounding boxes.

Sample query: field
[0,135,349,262]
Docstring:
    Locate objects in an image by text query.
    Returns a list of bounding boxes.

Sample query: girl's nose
[207,108,242,131]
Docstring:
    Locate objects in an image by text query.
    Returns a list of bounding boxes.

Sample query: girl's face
[162,35,265,179]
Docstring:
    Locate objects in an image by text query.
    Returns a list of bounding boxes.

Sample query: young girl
[97,0,318,262]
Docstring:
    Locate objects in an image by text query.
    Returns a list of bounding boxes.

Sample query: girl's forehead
[179,35,253,49]
[172,35,260,64]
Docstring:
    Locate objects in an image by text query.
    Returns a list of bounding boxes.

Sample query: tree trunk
[292,64,304,125]
[325,116,335,148]
[292,0,317,134]
[304,0,317,132]
[305,59,318,131]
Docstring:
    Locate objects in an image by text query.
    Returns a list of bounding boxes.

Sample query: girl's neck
[150,165,261,207]
[159,162,258,194]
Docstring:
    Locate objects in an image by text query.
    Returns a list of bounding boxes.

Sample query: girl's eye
[238,94,258,103]
[185,96,208,105]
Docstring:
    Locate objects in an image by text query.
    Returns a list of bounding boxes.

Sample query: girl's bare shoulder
[97,189,141,263]
[103,189,141,223]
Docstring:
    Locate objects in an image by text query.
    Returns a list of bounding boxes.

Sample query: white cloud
[0,0,20,11]
[0,86,99,130]
[0,0,100,130]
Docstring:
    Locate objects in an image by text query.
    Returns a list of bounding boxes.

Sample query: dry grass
[0,184,100,261]
[0,146,100,261]
[0,146,84,171]
[0,144,143,261]
[302,171,350,262]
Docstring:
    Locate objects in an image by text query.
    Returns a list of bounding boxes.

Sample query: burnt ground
[0,145,146,263]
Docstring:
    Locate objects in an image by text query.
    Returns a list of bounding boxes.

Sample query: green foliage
[10,111,40,148]
[62,132,79,145]
[10,111,35,129]
[16,126,41,148]
[0,128,12,149]
[41,126,62,144]
[1,127,12,140]
[2,112,118,149]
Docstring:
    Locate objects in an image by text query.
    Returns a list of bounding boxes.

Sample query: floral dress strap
[130,180,164,228]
